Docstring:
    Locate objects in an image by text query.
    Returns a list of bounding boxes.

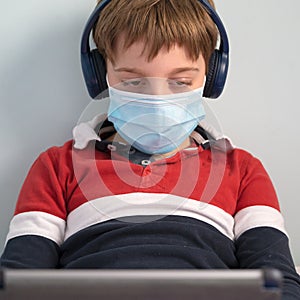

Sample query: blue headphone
[81,0,229,99]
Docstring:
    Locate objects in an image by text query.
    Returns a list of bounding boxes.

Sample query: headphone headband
[81,0,229,99]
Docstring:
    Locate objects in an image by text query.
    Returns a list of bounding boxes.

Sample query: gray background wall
[1,0,299,264]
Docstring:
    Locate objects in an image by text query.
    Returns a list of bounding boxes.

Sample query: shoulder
[30,140,75,173]
[211,139,266,175]
[229,147,262,166]
[38,140,73,160]
[43,139,74,156]
[229,147,268,176]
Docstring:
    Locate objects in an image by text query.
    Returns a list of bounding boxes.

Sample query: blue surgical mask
[107,86,206,154]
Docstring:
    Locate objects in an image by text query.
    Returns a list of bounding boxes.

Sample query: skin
[106,35,206,158]
[107,35,206,93]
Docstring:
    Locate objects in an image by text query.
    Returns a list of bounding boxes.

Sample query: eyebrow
[169,67,200,75]
[113,67,200,76]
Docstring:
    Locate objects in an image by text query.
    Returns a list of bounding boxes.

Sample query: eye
[122,78,144,87]
[167,79,193,93]
[168,79,192,87]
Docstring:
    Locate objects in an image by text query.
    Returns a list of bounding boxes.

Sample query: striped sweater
[1,123,300,299]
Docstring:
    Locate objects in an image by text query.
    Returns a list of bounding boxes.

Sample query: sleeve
[234,154,300,299]
[236,227,300,300]
[0,149,67,268]
[1,236,60,268]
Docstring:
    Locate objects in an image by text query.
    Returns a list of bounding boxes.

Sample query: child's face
[107,35,206,94]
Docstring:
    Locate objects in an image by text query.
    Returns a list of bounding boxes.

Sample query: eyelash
[170,80,192,86]
[121,80,143,87]
[121,79,193,87]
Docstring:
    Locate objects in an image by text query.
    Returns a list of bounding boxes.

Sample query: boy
[1,0,300,299]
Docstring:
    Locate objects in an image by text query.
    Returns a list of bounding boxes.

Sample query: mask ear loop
[106,74,111,87]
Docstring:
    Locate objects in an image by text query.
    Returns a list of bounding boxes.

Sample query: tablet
[0,268,282,300]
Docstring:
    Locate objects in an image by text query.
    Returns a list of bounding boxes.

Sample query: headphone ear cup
[203,50,219,98]
[203,49,228,99]
[90,49,108,98]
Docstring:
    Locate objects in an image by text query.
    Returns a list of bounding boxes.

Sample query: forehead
[107,34,206,89]
[112,34,195,67]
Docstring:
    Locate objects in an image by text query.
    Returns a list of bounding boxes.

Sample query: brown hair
[93,0,218,72]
